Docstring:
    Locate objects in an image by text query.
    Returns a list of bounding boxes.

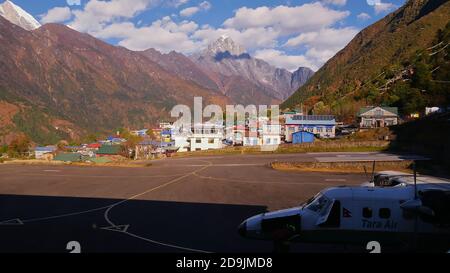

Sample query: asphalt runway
[0,152,397,253]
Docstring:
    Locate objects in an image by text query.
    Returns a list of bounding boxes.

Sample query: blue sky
[12,0,406,71]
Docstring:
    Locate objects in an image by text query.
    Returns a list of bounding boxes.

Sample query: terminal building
[285,115,336,142]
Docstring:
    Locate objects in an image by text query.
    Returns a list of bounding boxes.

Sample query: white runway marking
[102,160,214,253]
[5,162,214,253]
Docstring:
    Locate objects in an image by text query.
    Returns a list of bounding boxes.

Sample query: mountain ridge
[0,0,40,31]
[282,0,450,121]
[190,36,314,103]
[0,17,231,144]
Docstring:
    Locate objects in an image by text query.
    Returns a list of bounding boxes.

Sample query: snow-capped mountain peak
[0,0,41,31]
[207,36,247,56]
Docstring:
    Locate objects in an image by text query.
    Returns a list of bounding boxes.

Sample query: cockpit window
[305,194,332,213]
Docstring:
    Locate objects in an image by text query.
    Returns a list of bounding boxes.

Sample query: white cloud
[180,7,199,17]
[94,16,200,53]
[69,0,159,33]
[193,26,280,51]
[254,49,316,71]
[357,12,371,20]
[284,27,358,50]
[320,0,347,6]
[223,3,350,35]
[65,1,355,71]
[199,1,212,10]
[41,7,73,24]
[282,27,358,69]
[374,1,397,14]
[171,0,189,8]
[67,0,81,6]
[180,1,211,17]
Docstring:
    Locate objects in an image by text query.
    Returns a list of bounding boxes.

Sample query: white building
[172,123,224,152]
[358,107,399,128]
[188,124,224,151]
[285,115,336,140]
[261,124,281,146]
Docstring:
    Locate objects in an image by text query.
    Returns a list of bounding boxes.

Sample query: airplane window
[305,194,331,213]
[379,208,391,219]
[363,207,373,218]
[319,201,341,228]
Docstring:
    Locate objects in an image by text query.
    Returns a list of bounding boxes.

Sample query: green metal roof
[54,153,82,162]
[358,107,399,117]
[97,145,122,155]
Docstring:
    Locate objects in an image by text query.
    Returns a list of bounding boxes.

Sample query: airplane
[238,166,450,252]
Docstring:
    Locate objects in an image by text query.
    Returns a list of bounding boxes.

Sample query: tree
[82,134,99,144]
[8,135,31,158]
[412,61,432,91]
[146,128,156,139]
[123,134,143,159]
[57,140,69,151]
[312,101,328,115]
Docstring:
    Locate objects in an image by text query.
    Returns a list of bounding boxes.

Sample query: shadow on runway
[0,194,272,253]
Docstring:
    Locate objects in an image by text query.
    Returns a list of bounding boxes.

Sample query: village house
[34,146,57,160]
[358,107,399,129]
[135,141,178,160]
[161,129,172,143]
[285,115,336,141]
[292,131,315,144]
[244,122,262,146]
[54,153,83,162]
[260,123,282,146]
[86,143,101,151]
[188,123,224,151]
[96,145,123,157]
[225,125,246,146]
[130,129,148,137]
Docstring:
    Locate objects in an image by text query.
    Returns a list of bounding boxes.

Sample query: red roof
[87,143,102,149]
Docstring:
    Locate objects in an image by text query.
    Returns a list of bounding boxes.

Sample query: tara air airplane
[238,170,450,252]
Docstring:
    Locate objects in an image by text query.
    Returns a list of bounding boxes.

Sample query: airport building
[285,115,336,141]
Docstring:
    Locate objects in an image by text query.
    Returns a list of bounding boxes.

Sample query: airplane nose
[238,221,247,237]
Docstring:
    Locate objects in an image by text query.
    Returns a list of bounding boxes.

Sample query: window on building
[326,127,333,133]
[364,120,373,127]
[363,207,373,218]
[375,109,383,117]
[379,208,391,219]
[385,119,394,126]
[266,138,271,145]
[208,138,215,144]
[196,139,202,144]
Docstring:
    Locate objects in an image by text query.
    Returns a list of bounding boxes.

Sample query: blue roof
[35,147,57,152]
